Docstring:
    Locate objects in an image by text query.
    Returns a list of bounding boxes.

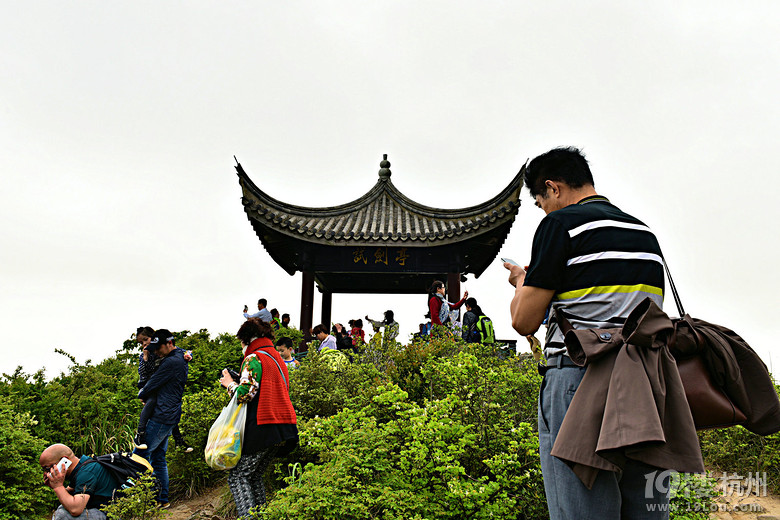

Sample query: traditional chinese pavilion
[236,155,524,340]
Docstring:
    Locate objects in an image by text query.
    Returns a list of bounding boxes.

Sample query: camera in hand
[224,368,240,381]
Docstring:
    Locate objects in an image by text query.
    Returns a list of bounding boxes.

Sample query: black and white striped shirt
[523,195,665,356]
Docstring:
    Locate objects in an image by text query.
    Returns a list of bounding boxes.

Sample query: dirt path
[710,480,780,520]
[165,485,231,520]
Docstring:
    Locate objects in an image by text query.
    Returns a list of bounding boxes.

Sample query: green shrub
[258,384,546,520]
[101,472,165,520]
[698,425,780,494]
[168,385,231,496]
[177,330,244,395]
[0,401,56,519]
[668,472,716,520]
[288,348,387,420]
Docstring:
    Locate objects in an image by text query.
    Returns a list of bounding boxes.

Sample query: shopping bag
[204,392,246,470]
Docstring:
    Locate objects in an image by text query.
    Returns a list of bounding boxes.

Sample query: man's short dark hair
[275,337,293,350]
[258,298,267,307]
[525,147,595,198]
[282,313,290,320]
[312,324,328,335]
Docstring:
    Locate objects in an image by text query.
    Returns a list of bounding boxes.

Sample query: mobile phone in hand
[56,457,72,473]
[501,257,520,267]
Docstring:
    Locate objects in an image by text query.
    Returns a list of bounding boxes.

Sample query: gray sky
[1,1,778,378]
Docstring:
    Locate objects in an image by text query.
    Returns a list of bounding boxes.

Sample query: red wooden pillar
[300,271,315,347]
[447,272,461,302]
[321,291,332,329]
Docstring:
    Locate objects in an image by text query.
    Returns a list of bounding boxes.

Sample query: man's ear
[546,180,562,197]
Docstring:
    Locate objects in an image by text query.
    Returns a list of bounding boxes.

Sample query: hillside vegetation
[3,329,779,519]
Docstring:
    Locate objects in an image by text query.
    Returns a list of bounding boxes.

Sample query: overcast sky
[1,1,778,379]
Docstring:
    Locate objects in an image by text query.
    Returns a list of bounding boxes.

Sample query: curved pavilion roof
[236,155,525,293]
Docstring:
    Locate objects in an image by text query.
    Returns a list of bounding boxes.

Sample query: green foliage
[5,326,774,519]
[699,424,780,494]
[668,472,716,520]
[101,472,167,520]
[288,348,387,420]
[259,384,545,519]
[168,386,231,496]
[176,330,244,395]
[0,401,55,519]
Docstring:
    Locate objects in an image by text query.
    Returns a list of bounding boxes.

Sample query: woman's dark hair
[384,310,394,324]
[236,318,274,345]
[465,297,483,316]
[525,146,594,198]
[429,280,445,297]
[270,308,279,318]
[355,319,363,328]
[312,324,328,335]
[136,326,155,340]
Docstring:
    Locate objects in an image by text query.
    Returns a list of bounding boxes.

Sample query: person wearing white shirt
[243,298,272,322]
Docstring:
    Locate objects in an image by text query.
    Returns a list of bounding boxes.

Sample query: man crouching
[40,444,119,520]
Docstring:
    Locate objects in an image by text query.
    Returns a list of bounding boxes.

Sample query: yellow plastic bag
[205,392,246,470]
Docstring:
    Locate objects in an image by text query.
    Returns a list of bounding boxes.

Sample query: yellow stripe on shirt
[555,284,663,301]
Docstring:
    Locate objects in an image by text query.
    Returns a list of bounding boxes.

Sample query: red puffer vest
[244,338,297,426]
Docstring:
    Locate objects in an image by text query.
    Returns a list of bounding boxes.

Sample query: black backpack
[83,452,155,496]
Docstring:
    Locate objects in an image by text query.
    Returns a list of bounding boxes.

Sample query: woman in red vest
[219,318,298,517]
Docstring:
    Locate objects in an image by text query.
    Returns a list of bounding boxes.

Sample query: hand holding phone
[243,305,248,313]
[501,257,520,267]
[56,457,72,473]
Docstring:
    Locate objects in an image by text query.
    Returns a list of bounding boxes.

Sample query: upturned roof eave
[236,161,525,220]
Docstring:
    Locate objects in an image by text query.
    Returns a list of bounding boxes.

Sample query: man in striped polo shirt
[506,147,668,519]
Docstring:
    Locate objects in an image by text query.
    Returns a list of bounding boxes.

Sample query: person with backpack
[40,444,122,519]
[462,298,494,344]
[41,443,154,519]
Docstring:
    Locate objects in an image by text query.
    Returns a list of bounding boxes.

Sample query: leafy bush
[667,472,716,520]
[168,385,231,496]
[0,401,56,519]
[699,425,780,494]
[176,330,244,395]
[288,348,387,420]
[101,472,165,520]
[258,384,546,519]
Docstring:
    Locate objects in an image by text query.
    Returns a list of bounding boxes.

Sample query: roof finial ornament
[378,153,391,179]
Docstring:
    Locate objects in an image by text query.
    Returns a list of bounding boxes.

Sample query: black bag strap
[663,258,685,318]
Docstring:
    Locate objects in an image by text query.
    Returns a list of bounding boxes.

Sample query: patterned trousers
[228,447,278,517]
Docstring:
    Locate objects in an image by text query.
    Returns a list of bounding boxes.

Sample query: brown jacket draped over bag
[550,298,705,489]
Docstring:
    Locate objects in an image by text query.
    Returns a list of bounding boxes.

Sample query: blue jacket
[138,347,188,425]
